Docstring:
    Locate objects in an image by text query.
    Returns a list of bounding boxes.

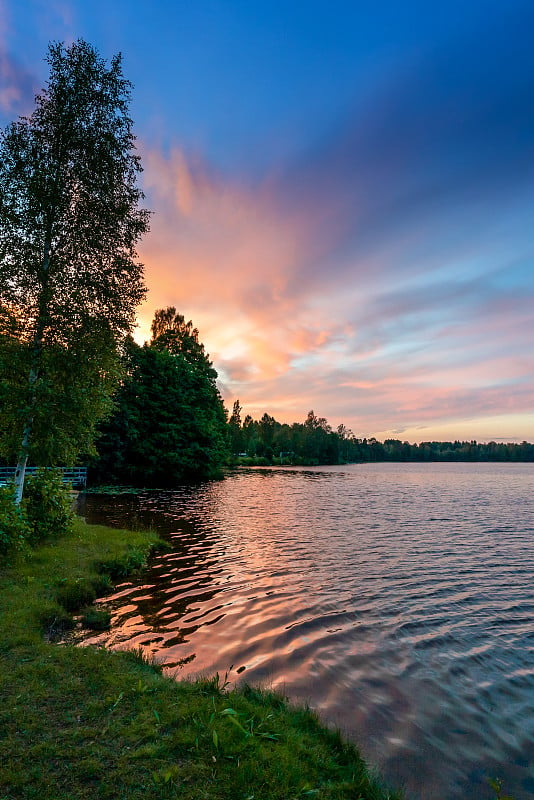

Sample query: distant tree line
[228,404,534,465]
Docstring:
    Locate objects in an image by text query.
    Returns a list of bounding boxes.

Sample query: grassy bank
[0,518,403,800]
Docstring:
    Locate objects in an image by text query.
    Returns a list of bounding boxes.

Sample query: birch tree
[0,40,149,501]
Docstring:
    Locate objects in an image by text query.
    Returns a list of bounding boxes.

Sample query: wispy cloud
[2,0,533,440]
[0,32,35,117]
[137,5,534,437]
[277,12,534,289]
[138,103,534,434]
[137,145,325,376]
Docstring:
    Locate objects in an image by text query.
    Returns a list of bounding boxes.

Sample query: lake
[78,462,534,799]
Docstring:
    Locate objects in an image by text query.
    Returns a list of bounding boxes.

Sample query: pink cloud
[134,144,534,442]
[0,8,36,117]
[0,48,30,113]
[137,145,340,376]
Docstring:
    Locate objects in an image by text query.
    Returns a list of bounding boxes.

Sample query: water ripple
[78,462,534,800]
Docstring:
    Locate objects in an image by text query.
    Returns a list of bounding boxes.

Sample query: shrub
[38,604,76,638]
[0,484,30,556]
[55,578,97,611]
[81,606,111,630]
[96,545,147,579]
[23,468,75,544]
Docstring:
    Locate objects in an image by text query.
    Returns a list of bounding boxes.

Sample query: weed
[122,646,163,674]
[90,573,114,595]
[488,777,516,800]
[96,545,147,578]
[81,606,111,630]
[38,604,76,638]
[198,667,233,696]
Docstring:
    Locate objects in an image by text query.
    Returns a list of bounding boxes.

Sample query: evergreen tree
[92,313,229,486]
[228,399,244,454]
[150,307,210,369]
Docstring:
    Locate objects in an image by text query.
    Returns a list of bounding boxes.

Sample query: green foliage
[0,327,121,466]
[227,398,244,454]
[38,604,77,638]
[0,484,29,556]
[0,517,160,648]
[91,313,229,487]
[96,545,148,579]
[150,307,211,369]
[234,409,341,465]
[90,573,114,595]
[81,606,111,630]
[237,455,271,467]
[0,39,148,339]
[55,578,97,612]
[232,407,534,466]
[23,468,74,544]
[0,38,149,478]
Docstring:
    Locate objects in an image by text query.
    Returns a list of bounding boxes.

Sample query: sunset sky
[2,0,534,442]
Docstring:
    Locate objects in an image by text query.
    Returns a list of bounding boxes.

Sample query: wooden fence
[0,466,87,489]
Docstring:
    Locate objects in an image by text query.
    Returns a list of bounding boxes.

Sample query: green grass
[0,519,403,800]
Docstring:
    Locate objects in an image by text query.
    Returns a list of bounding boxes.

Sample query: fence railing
[0,466,87,489]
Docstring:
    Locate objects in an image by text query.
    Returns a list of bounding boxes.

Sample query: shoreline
[0,517,403,800]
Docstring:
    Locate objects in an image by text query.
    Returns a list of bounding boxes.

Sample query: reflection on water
[78,463,534,800]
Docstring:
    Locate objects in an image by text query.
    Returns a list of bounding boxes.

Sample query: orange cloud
[134,144,534,443]
[137,146,340,384]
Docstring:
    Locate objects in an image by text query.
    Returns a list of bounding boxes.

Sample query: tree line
[228,405,534,465]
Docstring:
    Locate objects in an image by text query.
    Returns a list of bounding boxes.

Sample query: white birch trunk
[14,243,50,504]
[14,426,31,503]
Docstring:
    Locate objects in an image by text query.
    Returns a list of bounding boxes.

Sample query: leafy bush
[23,468,75,544]
[0,484,30,556]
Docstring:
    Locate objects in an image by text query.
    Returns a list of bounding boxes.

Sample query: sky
[1,0,534,443]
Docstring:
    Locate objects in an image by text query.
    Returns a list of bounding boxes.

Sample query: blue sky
[2,0,534,441]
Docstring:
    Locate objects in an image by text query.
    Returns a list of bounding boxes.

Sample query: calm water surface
[78,463,534,799]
